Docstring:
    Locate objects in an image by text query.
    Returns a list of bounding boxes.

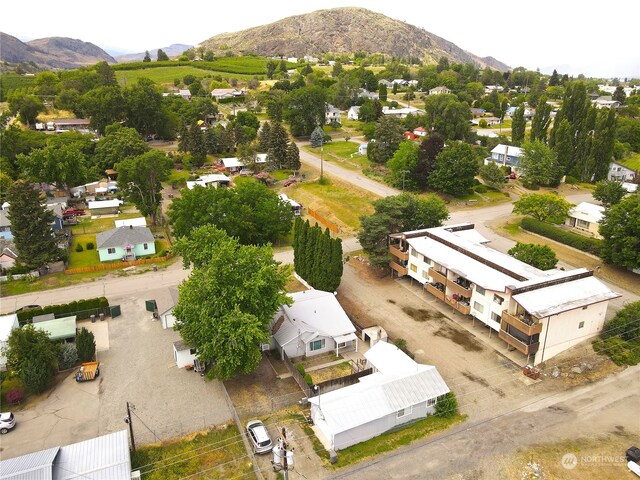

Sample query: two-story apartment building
[389,224,620,365]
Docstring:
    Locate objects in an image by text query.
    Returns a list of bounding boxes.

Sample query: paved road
[332,364,640,479]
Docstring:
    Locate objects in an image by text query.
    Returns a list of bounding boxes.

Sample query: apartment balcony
[501,311,543,336]
[426,283,445,301]
[447,280,472,297]
[499,330,539,356]
[428,268,447,285]
[389,245,409,261]
[445,296,471,315]
[390,261,408,276]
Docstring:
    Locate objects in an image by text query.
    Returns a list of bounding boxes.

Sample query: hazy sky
[3,0,639,78]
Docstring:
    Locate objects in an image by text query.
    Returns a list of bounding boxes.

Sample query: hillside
[199,7,510,71]
[0,33,116,70]
[115,44,192,63]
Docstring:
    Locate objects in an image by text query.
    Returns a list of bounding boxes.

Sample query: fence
[282,351,312,398]
[64,255,172,274]
[314,368,373,396]
[233,391,305,418]
[132,412,230,446]
[307,208,339,233]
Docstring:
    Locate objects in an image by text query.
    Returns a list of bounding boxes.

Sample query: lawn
[116,66,214,86]
[130,425,252,480]
[619,152,640,170]
[68,234,100,269]
[304,142,370,171]
[71,212,142,235]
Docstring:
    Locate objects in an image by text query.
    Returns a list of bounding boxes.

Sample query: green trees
[76,327,96,362]
[415,133,444,190]
[507,243,558,270]
[292,218,343,291]
[519,140,560,187]
[143,51,151,62]
[8,93,45,126]
[387,141,419,191]
[285,141,301,171]
[358,193,449,268]
[284,85,327,136]
[378,83,388,102]
[258,122,271,151]
[511,105,526,145]
[18,143,88,196]
[116,150,173,225]
[168,181,293,244]
[93,124,150,172]
[593,301,640,366]
[592,180,626,207]
[599,195,640,270]
[585,108,616,182]
[553,118,574,175]
[529,96,552,143]
[157,49,169,61]
[423,94,471,140]
[358,99,383,123]
[512,193,573,223]
[479,161,505,189]
[80,86,125,135]
[310,125,325,148]
[427,142,479,196]
[367,115,404,164]
[6,324,58,394]
[435,392,458,418]
[7,180,60,269]
[267,121,290,170]
[173,226,291,380]
[123,78,165,137]
[612,86,626,104]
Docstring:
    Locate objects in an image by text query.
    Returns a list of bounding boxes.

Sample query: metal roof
[96,226,154,250]
[32,316,77,341]
[0,314,19,341]
[0,446,59,480]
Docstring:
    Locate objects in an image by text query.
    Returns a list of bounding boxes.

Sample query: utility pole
[125,402,136,452]
[282,427,290,480]
[272,427,294,478]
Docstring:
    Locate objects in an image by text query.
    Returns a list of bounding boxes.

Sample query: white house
[347,106,361,121]
[382,106,419,119]
[270,290,358,359]
[309,341,450,451]
[222,157,245,173]
[359,89,379,100]
[429,86,451,95]
[566,202,605,238]
[388,224,620,365]
[173,340,198,368]
[186,174,231,190]
[593,96,621,109]
[358,143,368,155]
[485,144,524,172]
[96,226,156,262]
[87,199,123,215]
[326,104,342,123]
[608,161,636,182]
[413,127,427,137]
[0,314,19,370]
[210,88,245,101]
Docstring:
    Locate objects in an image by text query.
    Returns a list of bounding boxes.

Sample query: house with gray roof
[96,225,155,262]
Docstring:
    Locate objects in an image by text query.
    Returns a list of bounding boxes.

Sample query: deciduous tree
[599,195,640,269]
[368,115,404,164]
[415,133,444,189]
[387,141,419,191]
[423,94,471,141]
[508,242,558,270]
[6,324,58,393]
[428,142,479,196]
[93,124,149,172]
[511,105,526,145]
[530,96,552,143]
[479,161,505,189]
[593,180,626,207]
[520,140,560,187]
[512,193,573,223]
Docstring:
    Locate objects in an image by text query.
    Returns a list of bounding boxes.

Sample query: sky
[2,0,639,78]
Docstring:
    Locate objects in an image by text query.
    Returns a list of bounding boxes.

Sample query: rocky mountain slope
[0,33,116,70]
[115,44,192,63]
[199,7,509,71]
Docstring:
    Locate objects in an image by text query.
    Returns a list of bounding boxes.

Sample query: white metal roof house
[381,106,419,118]
[429,86,451,95]
[565,202,605,239]
[388,224,620,366]
[0,430,131,479]
[607,161,636,182]
[278,193,302,216]
[114,217,147,228]
[270,290,358,359]
[0,314,19,370]
[325,104,342,123]
[186,174,230,190]
[309,341,450,451]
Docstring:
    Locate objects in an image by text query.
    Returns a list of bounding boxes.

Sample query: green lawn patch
[168,169,191,186]
[131,424,252,480]
[304,143,370,172]
[71,212,142,235]
[271,169,296,181]
[619,153,640,171]
[68,234,100,269]
[116,67,215,85]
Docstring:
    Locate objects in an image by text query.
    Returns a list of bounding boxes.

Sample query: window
[143,243,149,250]
[337,341,349,348]
[473,302,484,313]
[577,219,590,228]
[493,295,504,305]
[427,398,436,407]
[578,321,584,329]
[397,406,412,418]
[107,247,116,254]
[422,270,429,279]
[410,247,418,257]
[310,339,325,351]
[475,286,485,296]
[410,264,418,272]
[491,312,502,323]
[423,255,431,265]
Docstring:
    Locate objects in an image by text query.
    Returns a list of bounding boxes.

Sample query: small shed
[114,217,147,228]
[33,315,77,341]
[173,340,197,368]
[155,286,179,329]
[88,199,123,215]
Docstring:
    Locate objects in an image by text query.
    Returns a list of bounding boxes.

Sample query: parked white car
[0,412,16,434]
[246,420,273,454]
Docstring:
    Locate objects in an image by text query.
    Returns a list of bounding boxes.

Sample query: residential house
[45,199,66,231]
[0,209,12,239]
[0,430,131,479]
[114,217,147,228]
[53,118,91,132]
[179,89,191,101]
[303,55,319,63]
[287,57,298,63]
[391,79,408,87]
[0,314,19,370]
[485,144,524,172]
[608,161,636,182]
[154,286,179,329]
[593,96,621,109]
[413,127,427,137]
[347,106,361,121]
[87,199,123,215]
[326,104,342,124]
[358,143,368,155]
[270,290,358,359]
[96,225,156,262]
[470,108,486,117]
[309,341,450,451]
[565,202,605,238]
[382,106,419,119]
[506,106,535,120]
[278,193,302,216]
[378,79,393,88]
[472,116,501,126]
[359,88,379,100]
[407,79,419,88]
[429,86,451,95]
[173,340,198,368]
[186,173,231,190]
[0,243,18,271]
[484,85,504,93]
[222,157,245,173]
[210,88,245,101]
[388,224,620,365]
[33,315,77,341]
[403,131,418,141]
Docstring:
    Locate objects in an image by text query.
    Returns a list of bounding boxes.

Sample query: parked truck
[75,362,100,382]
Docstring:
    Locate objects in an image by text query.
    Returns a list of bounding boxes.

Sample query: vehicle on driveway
[75,362,100,382]
[283,179,297,187]
[14,305,41,313]
[246,419,273,454]
[0,412,16,434]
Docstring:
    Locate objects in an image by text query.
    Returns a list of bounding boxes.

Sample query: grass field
[304,142,370,171]
[116,67,216,86]
[68,234,100,269]
[71,212,141,235]
[619,152,640,170]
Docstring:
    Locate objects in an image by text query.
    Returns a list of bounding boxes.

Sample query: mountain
[115,44,192,63]
[0,33,116,70]
[199,7,510,71]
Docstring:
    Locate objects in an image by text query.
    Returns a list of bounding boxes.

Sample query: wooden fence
[307,207,339,233]
[64,255,173,274]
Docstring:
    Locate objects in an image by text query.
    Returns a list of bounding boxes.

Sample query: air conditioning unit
[260,343,270,352]
[131,471,141,480]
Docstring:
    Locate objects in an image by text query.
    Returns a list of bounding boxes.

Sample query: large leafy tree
[511,105,526,145]
[284,85,327,136]
[599,195,640,269]
[592,180,626,208]
[529,96,552,143]
[479,161,505,189]
[6,324,58,393]
[173,226,291,380]
[8,93,45,126]
[368,115,404,164]
[428,142,479,196]
[7,180,60,269]
[123,77,165,136]
[520,140,560,187]
[116,150,173,225]
[18,144,88,195]
[415,133,444,189]
[423,94,471,140]
[387,141,419,191]
[80,86,125,135]
[168,181,293,244]
[512,193,573,223]
[358,193,449,268]
[93,124,150,172]
[508,242,558,270]
[358,99,383,123]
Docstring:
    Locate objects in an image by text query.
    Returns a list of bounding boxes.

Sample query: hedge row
[520,217,603,255]
[16,297,109,325]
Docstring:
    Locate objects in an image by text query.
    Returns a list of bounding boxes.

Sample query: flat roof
[32,315,77,341]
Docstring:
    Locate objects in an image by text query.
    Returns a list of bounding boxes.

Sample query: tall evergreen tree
[299,220,311,280]
[267,121,289,170]
[312,229,330,289]
[157,49,169,61]
[378,83,388,102]
[586,108,617,182]
[328,236,343,292]
[612,86,626,104]
[7,180,59,269]
[530,96,552,143]
[293,217,303,275]
[143,50,151,62]
[554,119,574,176]
[548,69,560,86]
[310,126,325,148]
[415,133,444,189]
[285,142,301,171]
[258,121,271,151]
[511,105,526,145]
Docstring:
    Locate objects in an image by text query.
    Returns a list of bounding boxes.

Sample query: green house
[96,226,156,262]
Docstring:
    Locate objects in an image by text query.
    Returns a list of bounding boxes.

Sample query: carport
[33,315,77,341]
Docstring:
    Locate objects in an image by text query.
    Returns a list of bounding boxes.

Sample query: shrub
[75,243,84,252]
[5,388,23,405]
[393,338,415,359]
[520,217,602,255]
[15,297,109,325]
[22,356,52,394]
[435,392,458,418]
[565,175,579,184]
[304,373,313,386]
[296,364,306,376]
[76,328,96,362]
[521,180,540,190]
[58,343,78,370]
[1,376,25,404]
[474,184,488,193]
[86,242,94,250]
